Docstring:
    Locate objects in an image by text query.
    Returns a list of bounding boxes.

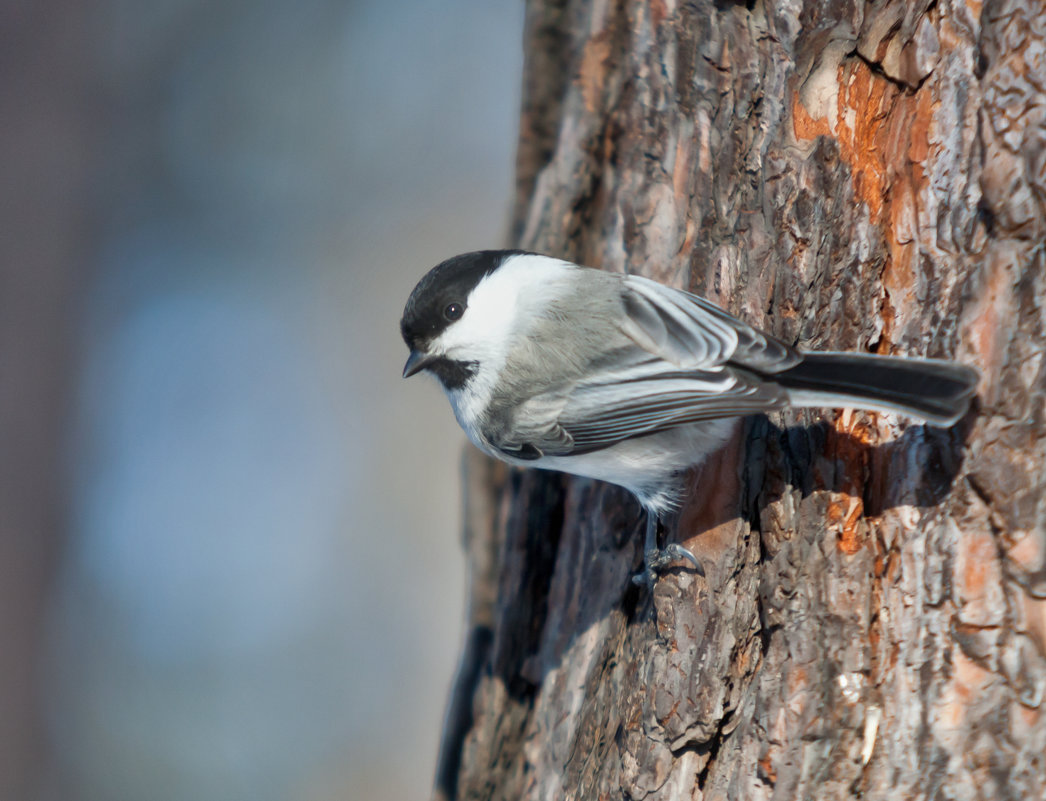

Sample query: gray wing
[620,275,800,372]
[494,274,798,459]
[551,359,788,454]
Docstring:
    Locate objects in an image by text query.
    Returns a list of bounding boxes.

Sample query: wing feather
[622,276,801,372]
[552,367,786,454]
[489,271,799,459]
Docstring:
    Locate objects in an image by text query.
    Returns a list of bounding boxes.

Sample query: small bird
[400,250,978,586]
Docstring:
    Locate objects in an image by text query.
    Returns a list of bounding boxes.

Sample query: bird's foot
[631,543,704,590]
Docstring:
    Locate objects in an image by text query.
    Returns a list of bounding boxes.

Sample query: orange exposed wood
[792,60,944,348]
[961,526,999,601]
[579,34,612,114]
[834,62,895,221]
[791,88,833,141]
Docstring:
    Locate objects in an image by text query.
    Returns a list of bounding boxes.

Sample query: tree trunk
[435,0,1046,799]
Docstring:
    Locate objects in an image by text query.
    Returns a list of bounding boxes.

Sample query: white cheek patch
[431,253,577,364]
[428,253,578,429]
[434,287,514,361]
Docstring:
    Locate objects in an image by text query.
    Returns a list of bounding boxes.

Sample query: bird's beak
[402,349,435,378]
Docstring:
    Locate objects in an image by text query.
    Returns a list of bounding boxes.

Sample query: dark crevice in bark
[965,472,995,513]
[713,0,757,12]
[692,715,731,790]
[434,625,494,801]
[493,472,567,696]
[848,48,932,94]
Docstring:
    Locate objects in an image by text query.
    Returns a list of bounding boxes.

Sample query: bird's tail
[772,352,979,426]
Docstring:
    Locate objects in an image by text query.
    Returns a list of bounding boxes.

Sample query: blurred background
[1,1,523,799]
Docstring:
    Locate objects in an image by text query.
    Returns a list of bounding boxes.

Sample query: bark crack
[849,49,931,94]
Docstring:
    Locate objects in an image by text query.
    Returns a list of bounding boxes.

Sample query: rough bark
[435,0,1046,799]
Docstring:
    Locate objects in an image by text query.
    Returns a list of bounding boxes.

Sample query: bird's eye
[444,302,464,321]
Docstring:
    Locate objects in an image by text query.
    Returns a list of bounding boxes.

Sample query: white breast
[533,419,737,513]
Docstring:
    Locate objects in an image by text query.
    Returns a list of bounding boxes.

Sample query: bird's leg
[631,513,704,589]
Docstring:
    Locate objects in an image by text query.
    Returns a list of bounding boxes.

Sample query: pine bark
[435,1,1046,799]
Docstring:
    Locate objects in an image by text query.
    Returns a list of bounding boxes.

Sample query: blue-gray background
[44,2,523,798]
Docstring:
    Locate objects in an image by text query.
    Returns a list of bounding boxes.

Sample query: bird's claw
[662,543,703,573]
[631,543,704,589]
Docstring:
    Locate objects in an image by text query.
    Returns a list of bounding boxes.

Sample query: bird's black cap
[399,249,531,351]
